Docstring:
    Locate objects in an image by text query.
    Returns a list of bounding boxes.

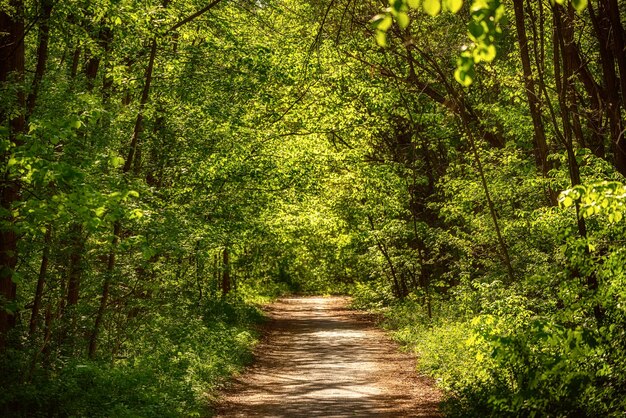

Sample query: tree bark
[588,1,623,167]
[29,226,52,337]
[222,247,231,296]
[513,1,547,168]
[367,215,405,298]
[512,0,555,204]
[605,0,626,175]
[0,0,26,348]
[26,0,53,116]
[66,223,84,307]
[88,221,120,358]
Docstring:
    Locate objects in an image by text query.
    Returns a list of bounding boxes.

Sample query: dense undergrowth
[0,295,266,417]
[353,274,626,417]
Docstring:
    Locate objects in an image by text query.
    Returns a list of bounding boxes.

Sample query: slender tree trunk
[0,0,25,348]
[588,1,623,166]
[512,0,550,176]
[367,215,404,298]
[222,247,231,296]
[513,0,559,205]
[458,106,515,283]
[605,0,626,175]
[29,226,52,337]
[88,22,158,359]
[124,38,157,173]
[26,0,53,116]
[88,221,120,358]
[553,6,602,322]
[195,242,203,303]
[66,223,84,308]
[70,47,81,79]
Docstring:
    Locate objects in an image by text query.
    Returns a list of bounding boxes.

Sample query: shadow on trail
[216,297,441,418]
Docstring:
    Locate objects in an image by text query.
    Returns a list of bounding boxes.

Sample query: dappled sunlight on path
[215,296,441,417]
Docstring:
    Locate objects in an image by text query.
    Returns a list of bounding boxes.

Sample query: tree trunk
[222,247,231,296]
[605,0,626,175]
[367,215,405,298]
[588,1,623,167]
[458,105,515,283]
[0,0,25,348]
[26,0,53,116]
[88,221,120,358]
[29,226,52,337]
[512,0,550,176]
[66,223,84,308]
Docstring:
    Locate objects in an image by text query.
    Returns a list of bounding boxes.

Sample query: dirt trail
[215,296,441,417]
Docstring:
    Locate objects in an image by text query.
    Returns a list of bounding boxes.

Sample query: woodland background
[1,0,626,416]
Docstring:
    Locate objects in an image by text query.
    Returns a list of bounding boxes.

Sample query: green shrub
[0,297,264,417]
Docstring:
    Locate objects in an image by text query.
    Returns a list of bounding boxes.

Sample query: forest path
[214,296,441,417]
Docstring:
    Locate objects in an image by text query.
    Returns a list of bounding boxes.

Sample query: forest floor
[214,296,442,417]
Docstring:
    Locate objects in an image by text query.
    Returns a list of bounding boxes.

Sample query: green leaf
[571,0,587,12]
[468,20,484,39]
[423,0,441,16]
[408,0,420,7]
[454,67,473,86]
[480,43,496,62]
[397,12,410,28]
[444,0,463,12]
[370,14,385,27]
[375,30,388,47]
[110,156,125,168]
[130,209,144,219]
[562,196,573,207]
[374,15,393,31]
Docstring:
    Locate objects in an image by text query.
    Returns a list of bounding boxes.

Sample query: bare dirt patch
[214,296,441,417]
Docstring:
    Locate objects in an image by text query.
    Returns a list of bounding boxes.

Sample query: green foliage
[560,181,626,223]
[0,298,263,417]
[1,0,625,415]
[351,280,396,310]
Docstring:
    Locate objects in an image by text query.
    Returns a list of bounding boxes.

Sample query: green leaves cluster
[372,0,588,85]
[560,181,626,223]
[455,0,504,86]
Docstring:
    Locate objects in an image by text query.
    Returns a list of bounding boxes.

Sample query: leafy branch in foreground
[372,0,587,85]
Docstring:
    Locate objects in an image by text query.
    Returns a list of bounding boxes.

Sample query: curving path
[215,296,441,418]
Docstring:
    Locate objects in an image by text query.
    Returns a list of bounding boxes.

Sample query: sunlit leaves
[452,0,504,85]
[373,0,588,85]
[553,0,587,12]
[443,0,463,12]
[559,181,626,223]
[396,11,410,28]
[109,155,126,169]
[455,53,475,87]
[422,0,441,15]
[371,14,393,46]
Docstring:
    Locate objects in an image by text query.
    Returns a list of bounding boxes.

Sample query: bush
[0,297,264,417]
